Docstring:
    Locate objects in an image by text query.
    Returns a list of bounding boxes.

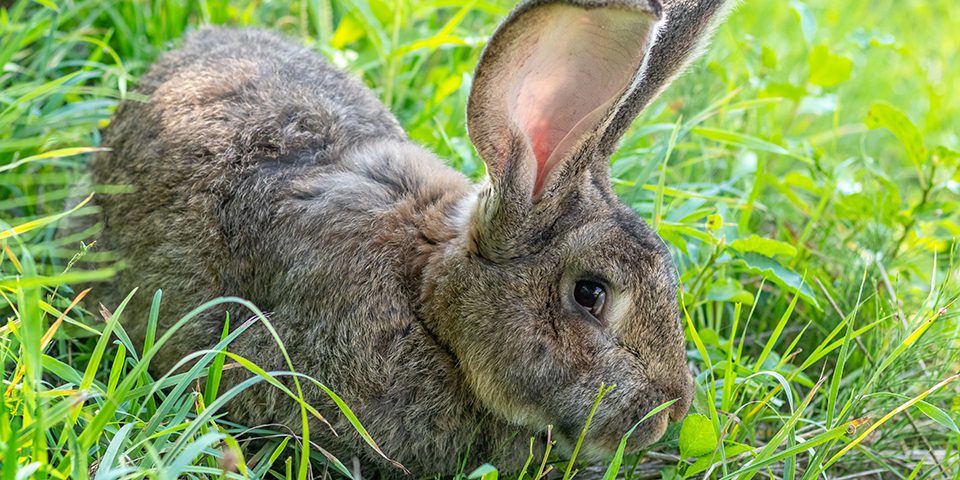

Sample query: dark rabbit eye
[574,280,607,318]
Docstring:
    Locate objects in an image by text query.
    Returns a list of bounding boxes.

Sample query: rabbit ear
[596,0,733,154]
[467,0,731,201]
[467,0,662,201]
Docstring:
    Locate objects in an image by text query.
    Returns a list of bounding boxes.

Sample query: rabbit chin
[548,384,685,460]
[472,381,675,460]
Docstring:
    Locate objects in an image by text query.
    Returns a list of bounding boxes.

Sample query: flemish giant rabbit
[89,0,732,476]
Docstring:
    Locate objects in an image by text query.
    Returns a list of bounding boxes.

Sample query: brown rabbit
[88,0,732,476]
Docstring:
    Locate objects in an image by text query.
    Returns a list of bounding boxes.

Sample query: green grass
[2,0,959,478]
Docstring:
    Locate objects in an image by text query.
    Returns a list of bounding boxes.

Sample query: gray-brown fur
[87,1,730,477]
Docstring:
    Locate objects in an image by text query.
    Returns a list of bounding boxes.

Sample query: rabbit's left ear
[468,0,731,202]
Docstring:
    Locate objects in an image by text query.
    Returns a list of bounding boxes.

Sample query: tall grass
[1,0,958,478]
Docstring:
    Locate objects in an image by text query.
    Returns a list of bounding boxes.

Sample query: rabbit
[88,0,732,476]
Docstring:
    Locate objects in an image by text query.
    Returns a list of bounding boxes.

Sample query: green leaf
[808,45,853,88]
[161,432,225,479]
[914,400,960,434]
[80,289,137,392]
[330,14,365,48]
[2,413,18,480]
[433,74,463,105]
[661,467,682,480]
[0,71,82,130]
[729,235,798,258]
[95,423,137,480]
[698,328,721,347]
[790,0,817,44]
[692,127,790,155]
[724,420,846,479]
[754,287,802,371]
[705,282,755,305]
[0,268,118,292]
[933,145,959,170]
[686,442,754,476]
[391,1,474,59]
[0,193,93,239]
[468,464,499,480]
[865,102,927,170]
[679,413,718,459]
[0,147,107,173]
[761,46,777,69]
[735,253,819,308]
[333,0,389,56]
[602,399,679,480]
[706,213,723,231]
[762,81,806,102]
[31,0,61,11]
[204,313,230,406]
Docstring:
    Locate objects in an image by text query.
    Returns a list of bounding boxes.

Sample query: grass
[1,0,959,478]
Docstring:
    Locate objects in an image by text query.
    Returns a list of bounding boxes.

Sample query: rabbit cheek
[460,352,558,428]
[479,325,601,428]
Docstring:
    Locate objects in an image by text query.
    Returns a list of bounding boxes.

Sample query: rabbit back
[91,27,456,369]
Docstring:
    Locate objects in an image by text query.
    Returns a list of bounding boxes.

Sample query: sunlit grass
[1,0,958,478]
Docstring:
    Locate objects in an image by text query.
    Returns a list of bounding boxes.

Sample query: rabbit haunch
[86,0,732,477]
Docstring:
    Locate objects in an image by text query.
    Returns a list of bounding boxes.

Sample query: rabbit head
[421,0,731,456]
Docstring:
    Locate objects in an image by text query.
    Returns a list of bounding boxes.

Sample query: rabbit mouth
[555,378,692,459]
[575,403,674,460]
[550,408,671,461]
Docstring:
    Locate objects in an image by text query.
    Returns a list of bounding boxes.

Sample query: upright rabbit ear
[467,0,731,202]
[597,0,733,153]
[467,0,662,201]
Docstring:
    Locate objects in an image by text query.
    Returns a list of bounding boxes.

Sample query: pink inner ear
[507,6,655,196]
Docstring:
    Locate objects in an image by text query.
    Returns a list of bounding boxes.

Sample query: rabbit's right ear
[467,0,663,203]
[467,0,732,203]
